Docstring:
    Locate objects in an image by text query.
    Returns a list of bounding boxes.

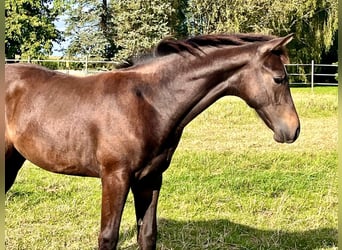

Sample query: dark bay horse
[5,33,300,249]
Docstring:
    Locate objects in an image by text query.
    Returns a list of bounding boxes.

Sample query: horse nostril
[294,126,300,141]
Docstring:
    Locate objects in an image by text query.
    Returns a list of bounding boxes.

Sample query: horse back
[6,63,61,87]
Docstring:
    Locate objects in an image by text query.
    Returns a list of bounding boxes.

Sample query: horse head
[237,34,300,143]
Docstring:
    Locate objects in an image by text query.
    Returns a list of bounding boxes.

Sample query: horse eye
[273,76,285,84]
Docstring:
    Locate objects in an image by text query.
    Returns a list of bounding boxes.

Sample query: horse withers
[5,33,299,249]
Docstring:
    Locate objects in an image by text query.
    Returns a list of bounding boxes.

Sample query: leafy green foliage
[63,0,175,60]
[286,0,338,63]
[63,0,117,59]
[5,0,338,63]
[186,0,338,63]
[112,0,175,60]
[62,0,337,62]
[5,0,63,59]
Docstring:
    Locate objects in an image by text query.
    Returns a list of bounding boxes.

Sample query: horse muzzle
[256,107,300,144]
[273,125,300,143]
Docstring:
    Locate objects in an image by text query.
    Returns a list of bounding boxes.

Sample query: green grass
[5,87,338,249]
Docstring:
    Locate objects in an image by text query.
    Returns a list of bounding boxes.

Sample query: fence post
[85,55,88,75]
[66,57,70,75]
[311,60,314,91]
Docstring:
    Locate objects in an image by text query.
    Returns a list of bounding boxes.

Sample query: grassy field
[5,87,338,250]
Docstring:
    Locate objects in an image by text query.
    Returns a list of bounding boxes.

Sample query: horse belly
[11,123,100,177]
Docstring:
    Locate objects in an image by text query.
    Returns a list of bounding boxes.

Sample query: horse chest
[133,139,179,180]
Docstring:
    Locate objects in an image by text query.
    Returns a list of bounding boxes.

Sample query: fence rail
[5,58,120,75]
[285,60,338,88]
[5,59,338,87]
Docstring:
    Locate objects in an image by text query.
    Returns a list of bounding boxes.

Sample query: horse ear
[258,33,294,55]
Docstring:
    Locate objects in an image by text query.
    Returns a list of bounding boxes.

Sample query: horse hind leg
[5,139,25,193]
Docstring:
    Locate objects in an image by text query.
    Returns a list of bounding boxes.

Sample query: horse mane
[155,34,276,56]
[116,33,280,69]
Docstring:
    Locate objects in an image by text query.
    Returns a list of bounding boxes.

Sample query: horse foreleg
[98,168,131,250]
[131,175,162,250]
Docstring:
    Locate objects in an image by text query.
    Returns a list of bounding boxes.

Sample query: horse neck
[150,47,251,133]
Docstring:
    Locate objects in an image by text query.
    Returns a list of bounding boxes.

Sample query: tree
[61,0,337,63]
[63,0,186,61]
[99,0,117,59]
[112,0,175,61]
[5,0,63,59]
[285,0,338,63]
[186,0,244,35]
[169,0,189,38]
[63,0,117,59]
[185,0,338,63]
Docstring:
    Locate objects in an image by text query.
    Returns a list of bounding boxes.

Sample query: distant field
[5,87,338,249]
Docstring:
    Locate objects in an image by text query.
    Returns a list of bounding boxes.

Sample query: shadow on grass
[120,218,337,250]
